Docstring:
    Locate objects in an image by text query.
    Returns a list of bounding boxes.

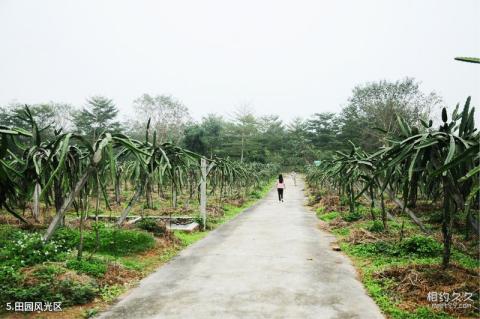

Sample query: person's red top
[277,182,285,189]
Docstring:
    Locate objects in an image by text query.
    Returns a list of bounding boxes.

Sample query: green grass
[318,211,340,221]
[175,231,208,247]
[338,241,462,319]
[312,203,479,319]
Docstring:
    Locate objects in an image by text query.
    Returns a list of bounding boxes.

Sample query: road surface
[98,177,384,319]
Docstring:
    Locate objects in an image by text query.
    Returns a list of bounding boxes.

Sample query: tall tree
[132,94,191,144]
[230,105,258,162]
[183,124,207,155]
[200,114,226,158]
[339,78,442,151]
[0,102,74,141]
[306,112,341,150]
[73,96,121,142]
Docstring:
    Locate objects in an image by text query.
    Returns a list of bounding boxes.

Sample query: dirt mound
[22,264,94,286]
[228,198,245,207]
[375,264,479,317]
[319,195,340,211]
[345,228,378,244]
[329,217,349,229]
[97,263,141,287]
[207,206,225,217]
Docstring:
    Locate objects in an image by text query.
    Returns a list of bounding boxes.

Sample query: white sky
[0,0,479,122]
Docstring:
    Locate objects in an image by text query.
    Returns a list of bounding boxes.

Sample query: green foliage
[84,226,155,256]
[349,241,400,257]
[367,220,385,232]
[307,99,479,269]
[0,228,71,269]
[0,266,22,303]
[73,96,121,140]
[83,308,100,318]
[249,190,262,199]
[66,258,108,277]
[52,226,80,249]
[343,210,362,222]
[99,284,125,302]
[331,228,350,236]
[399,235,442,257]
[349,236,442,258]
[455,57,480,64]
[174,231,208,247]
[0,264,98,306]
[53,225,155,256]
[57,279,98,306]
[339,195,349,206]
[318,211,339,222]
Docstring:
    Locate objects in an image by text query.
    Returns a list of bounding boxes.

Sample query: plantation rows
[306,98,479,269]
[0,107,279,313]
[0,107,278,240]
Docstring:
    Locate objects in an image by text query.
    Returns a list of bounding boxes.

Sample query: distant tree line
[0,78,442,169]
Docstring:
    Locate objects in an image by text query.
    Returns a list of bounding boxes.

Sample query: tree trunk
[407,176,418,208]
[369,184,376,221]
[117,179,144,225]
[348,183,355,214]
[54,179,65,226]
[43,166,96,241]
[94,179,101,252]
[146,180,153,209]
[442,182,452,269]
[77,208,85,261]
[380,190,388,231]
[115,174,121,205]
[172,184,177,209]
[32,182,41,222]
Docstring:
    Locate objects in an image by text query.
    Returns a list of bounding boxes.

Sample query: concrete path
[98,177,384,319]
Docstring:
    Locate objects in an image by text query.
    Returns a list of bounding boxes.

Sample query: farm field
[0,1,479,318]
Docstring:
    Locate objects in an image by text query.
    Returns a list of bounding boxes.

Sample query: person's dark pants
[277,188,284,201]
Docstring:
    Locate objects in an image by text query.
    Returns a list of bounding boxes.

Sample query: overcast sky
[0,0,479,122]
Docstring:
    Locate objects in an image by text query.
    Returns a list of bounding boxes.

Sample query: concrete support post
[200,158,207,231]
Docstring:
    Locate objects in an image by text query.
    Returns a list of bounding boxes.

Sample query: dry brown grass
[344,228,379,244]
[375,264,479,317]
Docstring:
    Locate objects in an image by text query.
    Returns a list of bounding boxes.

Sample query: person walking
[277,174,285,202]
[292,171,297,186]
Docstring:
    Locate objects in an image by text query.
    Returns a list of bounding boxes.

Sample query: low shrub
[66,258,108,277]
[53,225,155,256]
[318,211,339,222]
[343,210,362,222]
[399,235,442,257]
[52,227,81,249]
[83,226,155,256]
[99,284,125,302]
[349,235,443,258]
[367,220,384,233]
[58,279,98,305]
[1,264,98,306]
[249,190,262,199]
[0,231,72,269]
[315,206,325,216]
[349,241,401,257]
[0,266,23,305]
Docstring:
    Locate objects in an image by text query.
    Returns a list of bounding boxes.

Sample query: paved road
[99,177,384,319]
